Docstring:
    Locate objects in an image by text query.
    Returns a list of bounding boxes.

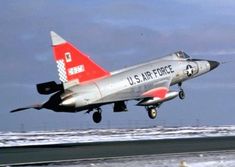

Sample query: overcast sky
[0,0,235,131]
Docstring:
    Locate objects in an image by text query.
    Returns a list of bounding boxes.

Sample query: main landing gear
[92,108,102,123]
[178,82,185,100]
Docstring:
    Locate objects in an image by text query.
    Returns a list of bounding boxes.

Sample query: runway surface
[45,151,235,167]
[1,125,235,147]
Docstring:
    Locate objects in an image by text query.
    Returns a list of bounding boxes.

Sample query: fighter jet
[11,31,220,123]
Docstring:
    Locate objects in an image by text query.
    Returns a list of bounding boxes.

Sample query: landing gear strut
[146,106,157,119]
[92,108,102,123]
[178,82,185,100]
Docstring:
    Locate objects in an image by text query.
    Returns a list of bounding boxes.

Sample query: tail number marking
[68,65,85,75]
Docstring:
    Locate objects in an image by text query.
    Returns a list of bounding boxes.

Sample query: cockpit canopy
[175,51,190,59]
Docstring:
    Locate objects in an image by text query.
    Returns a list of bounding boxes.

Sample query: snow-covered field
[1,125,235,147]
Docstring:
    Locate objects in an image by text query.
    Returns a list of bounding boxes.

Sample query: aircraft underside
[40,81,186,124]
[84,82,185,123]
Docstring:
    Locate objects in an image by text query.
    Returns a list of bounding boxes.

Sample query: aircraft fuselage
[54,52,218,112]
[11,32,220,123]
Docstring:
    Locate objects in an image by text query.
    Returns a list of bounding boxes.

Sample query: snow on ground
[41,151,235,167]
[1,126,235,147]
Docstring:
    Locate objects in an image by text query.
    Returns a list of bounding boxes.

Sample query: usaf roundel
[186,65,193,77]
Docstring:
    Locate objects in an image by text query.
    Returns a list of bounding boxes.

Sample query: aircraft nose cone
[208,60,220,71]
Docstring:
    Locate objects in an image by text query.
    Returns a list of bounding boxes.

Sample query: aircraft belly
[97,88,140,103]
[70,83,102,107]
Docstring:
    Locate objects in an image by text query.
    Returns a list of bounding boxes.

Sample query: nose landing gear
[178,82,185,100]
[179,89,185,100]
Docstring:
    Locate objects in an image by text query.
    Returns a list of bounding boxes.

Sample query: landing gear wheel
[148,107,157,119]
[179,89,185,100]
[178,82,185,100]
[93,111,102,123]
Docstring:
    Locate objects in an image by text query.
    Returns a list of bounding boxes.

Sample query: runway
[47,151,235,167]
[1,126,235,166]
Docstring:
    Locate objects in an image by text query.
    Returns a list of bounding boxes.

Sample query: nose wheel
[179,89,185,100]
[92,108,102,123]
[178,82,185,100]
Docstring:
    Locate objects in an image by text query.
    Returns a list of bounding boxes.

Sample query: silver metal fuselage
[60,52,213,111]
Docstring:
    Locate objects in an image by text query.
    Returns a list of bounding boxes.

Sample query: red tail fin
[50,31,110,83]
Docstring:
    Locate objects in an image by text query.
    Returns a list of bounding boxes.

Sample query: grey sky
[0,0,235,131]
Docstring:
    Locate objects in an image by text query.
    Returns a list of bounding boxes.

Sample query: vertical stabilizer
[50,31,110,83]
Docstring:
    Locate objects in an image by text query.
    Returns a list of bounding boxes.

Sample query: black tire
[179,90,185,100]
[93,112,102,123]
[148,108,157,119]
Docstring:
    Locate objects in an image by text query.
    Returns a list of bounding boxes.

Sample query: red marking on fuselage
[142,87,168,99]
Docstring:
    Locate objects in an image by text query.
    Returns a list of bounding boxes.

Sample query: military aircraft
[11,31,220,123]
